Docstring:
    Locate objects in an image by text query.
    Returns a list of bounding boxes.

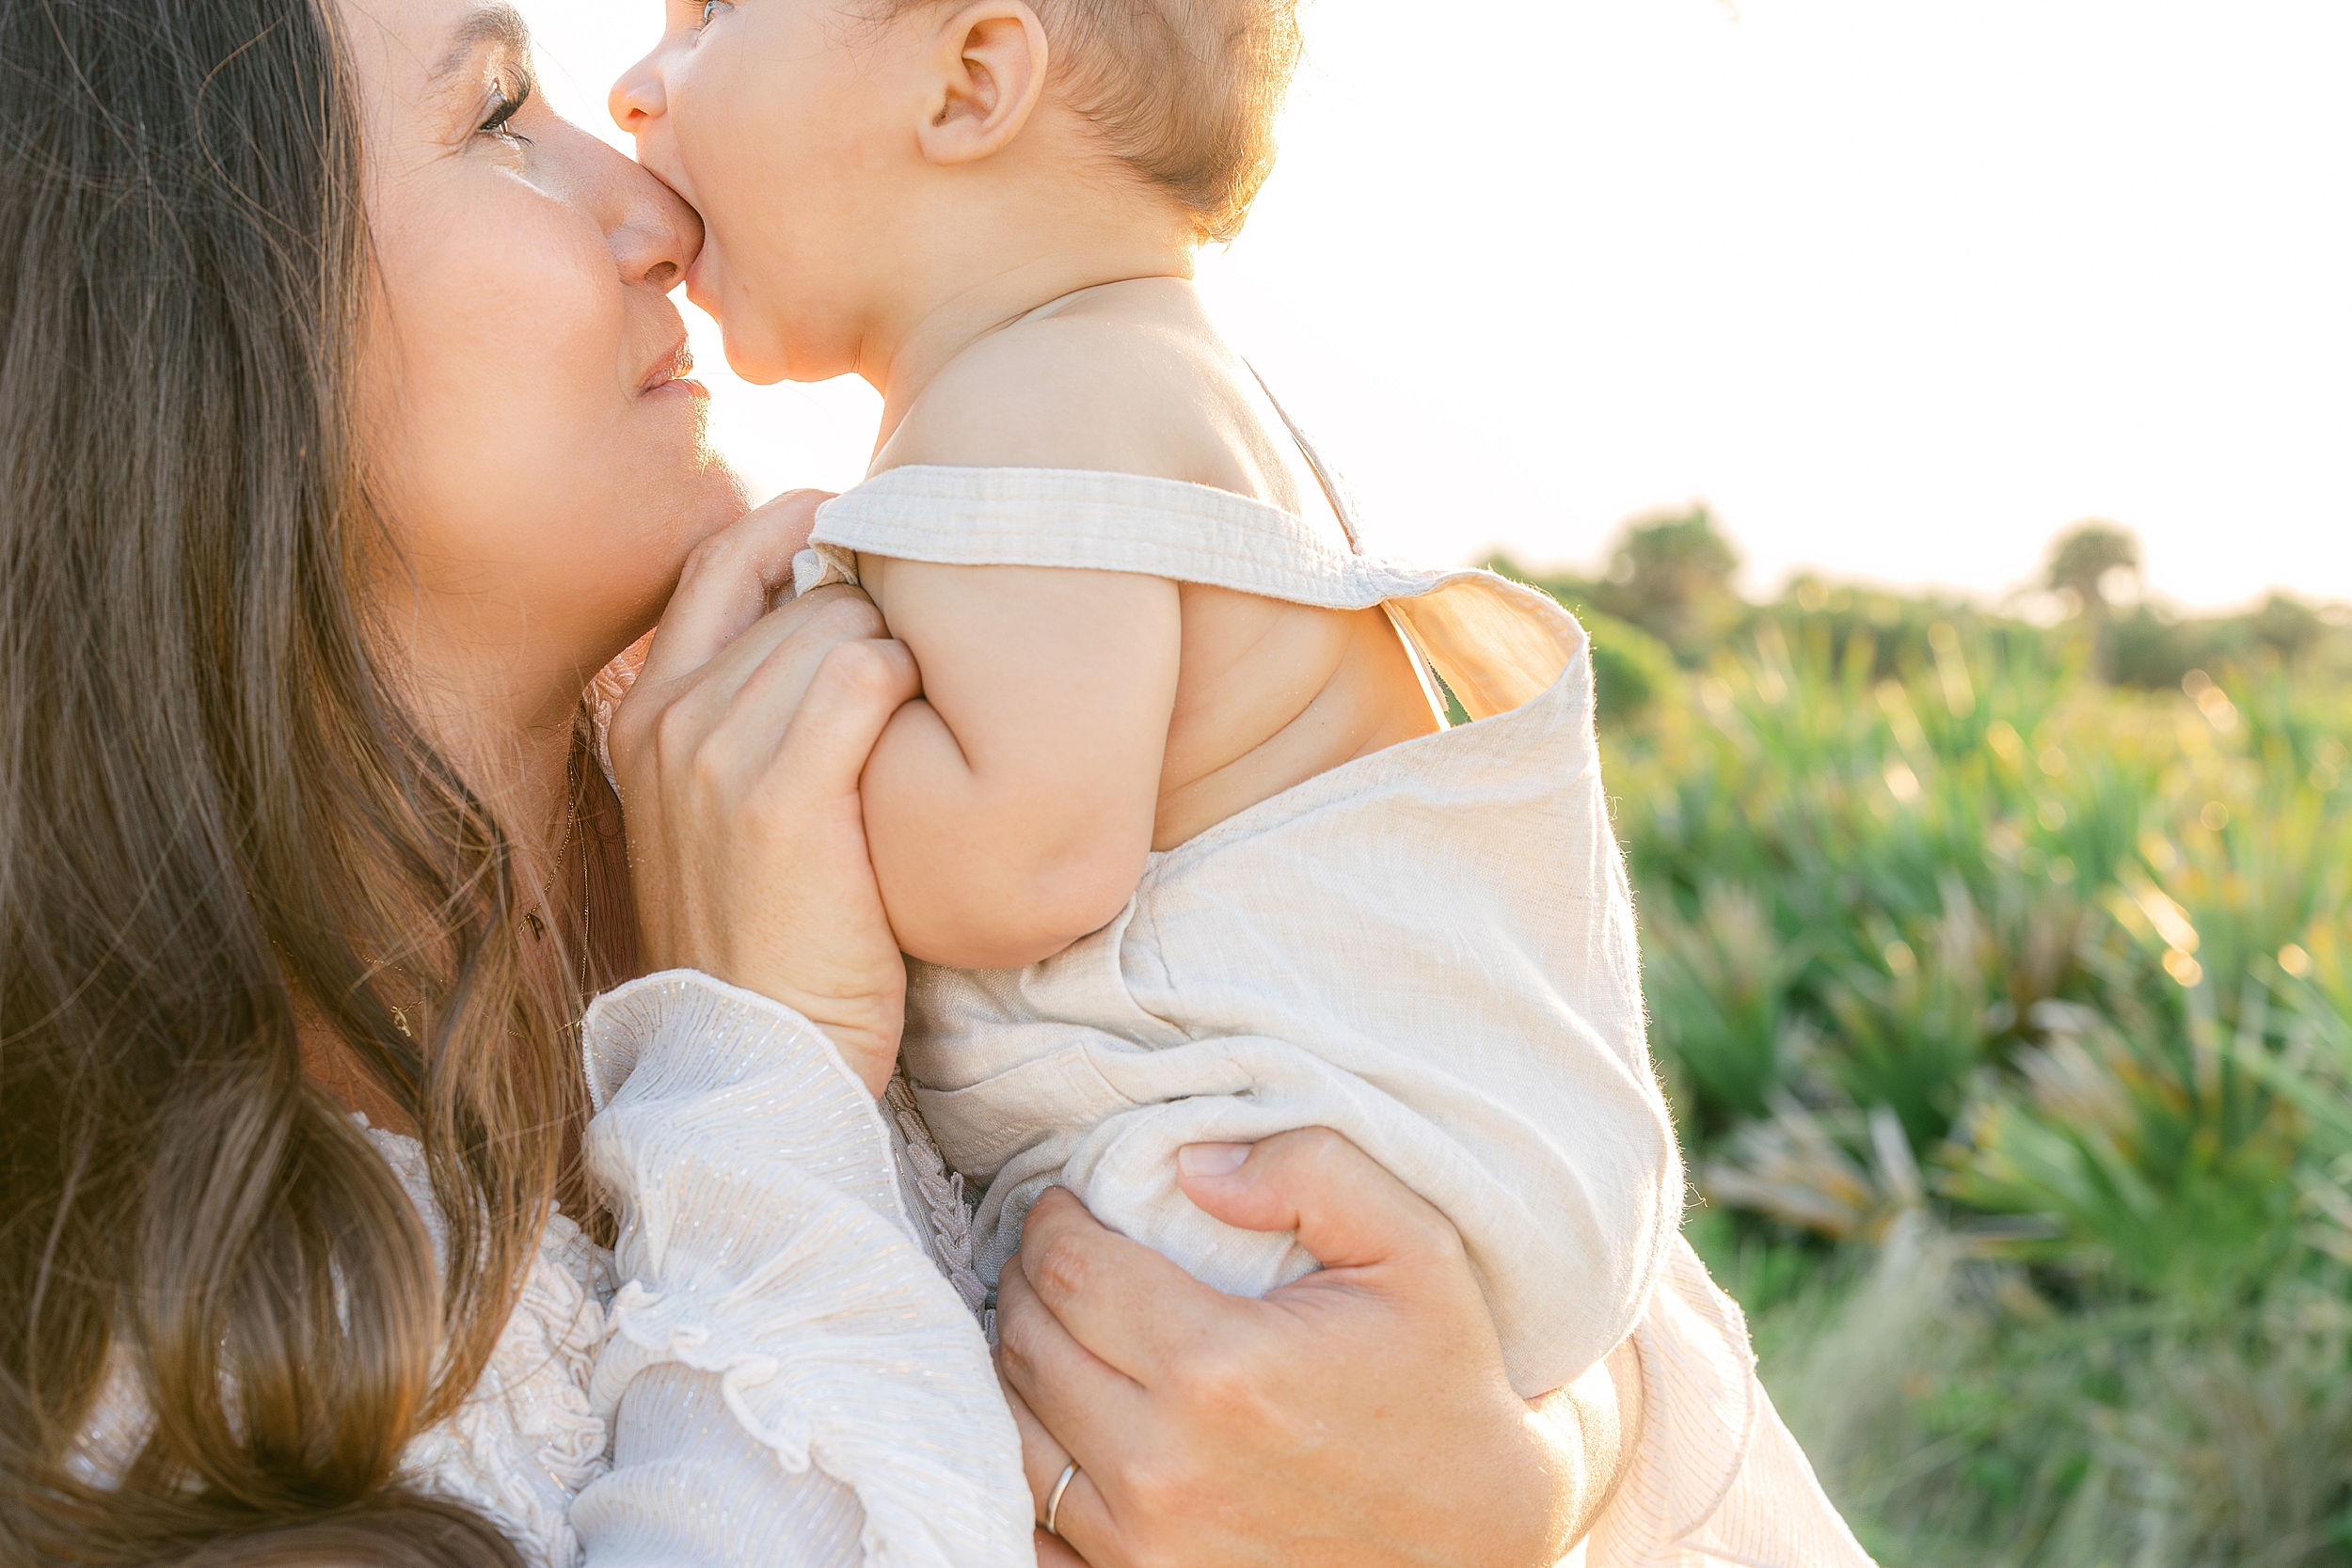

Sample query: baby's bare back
[1156,580,1438,847]
[875,277,1442,855]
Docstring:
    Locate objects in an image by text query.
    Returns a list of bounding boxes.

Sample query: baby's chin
[714,322,818,388]
[698,298,795,386]
[718,340,792,387]
[694,274,841,387]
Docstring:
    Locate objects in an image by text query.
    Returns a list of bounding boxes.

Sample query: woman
[0,0,1632,1562]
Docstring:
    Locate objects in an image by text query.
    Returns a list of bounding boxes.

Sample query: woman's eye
[477,82,533,147]
[698,0,733,28]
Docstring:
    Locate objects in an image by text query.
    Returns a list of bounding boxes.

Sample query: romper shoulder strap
[1246,362,1364,556]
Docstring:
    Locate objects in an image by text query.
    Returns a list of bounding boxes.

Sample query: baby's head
[614,0,1299,384]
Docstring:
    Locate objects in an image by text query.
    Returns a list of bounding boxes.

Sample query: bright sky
[528,0,2352,612]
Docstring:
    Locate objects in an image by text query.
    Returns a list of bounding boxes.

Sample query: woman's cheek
[458,215,734,610]
[358,138,739,655]
[450,223,618,495]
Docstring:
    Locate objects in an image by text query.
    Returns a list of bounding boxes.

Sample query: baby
[618,4,1873,1561]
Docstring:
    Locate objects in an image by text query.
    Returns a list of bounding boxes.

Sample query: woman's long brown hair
[1,1,586,1561]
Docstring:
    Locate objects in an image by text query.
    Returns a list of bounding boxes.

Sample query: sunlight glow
[529,0,2352,611]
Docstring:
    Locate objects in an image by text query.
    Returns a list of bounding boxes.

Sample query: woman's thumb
[1175,1127,1461,1275]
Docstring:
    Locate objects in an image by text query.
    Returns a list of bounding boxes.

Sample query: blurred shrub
[1498,553,2352,1566]
[1581,611,1679,724]
[1486,502,1744,665]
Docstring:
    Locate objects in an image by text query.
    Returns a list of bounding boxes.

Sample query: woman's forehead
[424,2,532,83]
[336,0,532,100]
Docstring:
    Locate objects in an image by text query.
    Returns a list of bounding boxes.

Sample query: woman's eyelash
[698,1,733,29]
[477,79,534,146]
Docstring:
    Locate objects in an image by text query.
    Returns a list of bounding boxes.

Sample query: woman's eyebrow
[428,2,532,88]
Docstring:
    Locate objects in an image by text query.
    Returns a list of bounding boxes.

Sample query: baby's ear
[915,1,1049,166]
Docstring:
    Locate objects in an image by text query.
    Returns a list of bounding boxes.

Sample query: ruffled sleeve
[567,972,1033,1568]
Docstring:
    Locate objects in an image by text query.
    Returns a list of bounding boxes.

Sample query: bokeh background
[528,4,2352,1562]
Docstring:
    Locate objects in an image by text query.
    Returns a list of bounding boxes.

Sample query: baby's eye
[698,0,733,27]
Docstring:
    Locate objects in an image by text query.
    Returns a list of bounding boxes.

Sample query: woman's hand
[610,489,918,1095]
[996,1129,1637,1568]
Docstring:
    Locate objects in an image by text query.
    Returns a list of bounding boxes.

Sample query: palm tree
[2045,522,2140,680]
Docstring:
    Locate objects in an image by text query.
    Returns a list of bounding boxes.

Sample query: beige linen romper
[795,446,1877,1567]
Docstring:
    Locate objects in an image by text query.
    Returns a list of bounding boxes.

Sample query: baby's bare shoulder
[877,309,1250,486]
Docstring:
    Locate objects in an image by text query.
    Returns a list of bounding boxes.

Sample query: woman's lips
[641,341,702,398]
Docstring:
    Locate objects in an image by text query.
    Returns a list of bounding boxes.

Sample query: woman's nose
[611,52,666,138]
[608,157,703,293]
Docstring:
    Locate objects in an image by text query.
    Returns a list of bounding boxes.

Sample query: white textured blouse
[72,972,1036,1568]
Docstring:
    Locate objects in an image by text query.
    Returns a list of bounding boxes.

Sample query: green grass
[1574,590,2352,1566]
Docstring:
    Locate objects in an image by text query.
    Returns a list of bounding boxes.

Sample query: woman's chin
[645,376,735,494]
[684,447,752,526]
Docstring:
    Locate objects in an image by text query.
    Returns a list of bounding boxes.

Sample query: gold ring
[1043,1459,1080,1536]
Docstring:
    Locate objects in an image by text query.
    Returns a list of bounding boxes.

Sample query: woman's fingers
[752,486,835,567]
[687,582,884,719]
[671,615,915,826]
[634,489,835,687]
[723,586,899,720]
[1009,1155,1561,1568]
[1035,1469,1111,1566]
[995,1278,1125,1560]
[999,1373,1068,1513]
[758,637,921,800]
[645,582,882,738]
[612,493,916,1084]
[1011,1186,1247,1387]
[1175,1127,1465,1279]
[663,634,918,1093]
[698,582,887,707]
[1003,1372,1115,1566]
[620,586,886,807]
[995,1223,1152,1440]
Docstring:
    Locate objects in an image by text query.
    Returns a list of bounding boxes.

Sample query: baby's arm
[857,556,1180,970]
[854,306,1250,969]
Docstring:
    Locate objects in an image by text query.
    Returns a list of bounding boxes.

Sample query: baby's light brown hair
[896,0,1303,244]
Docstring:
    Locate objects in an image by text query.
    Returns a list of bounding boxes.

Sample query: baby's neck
[868,232,1194,449]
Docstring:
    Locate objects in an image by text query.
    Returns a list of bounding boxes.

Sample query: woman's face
[337,0,744,733]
